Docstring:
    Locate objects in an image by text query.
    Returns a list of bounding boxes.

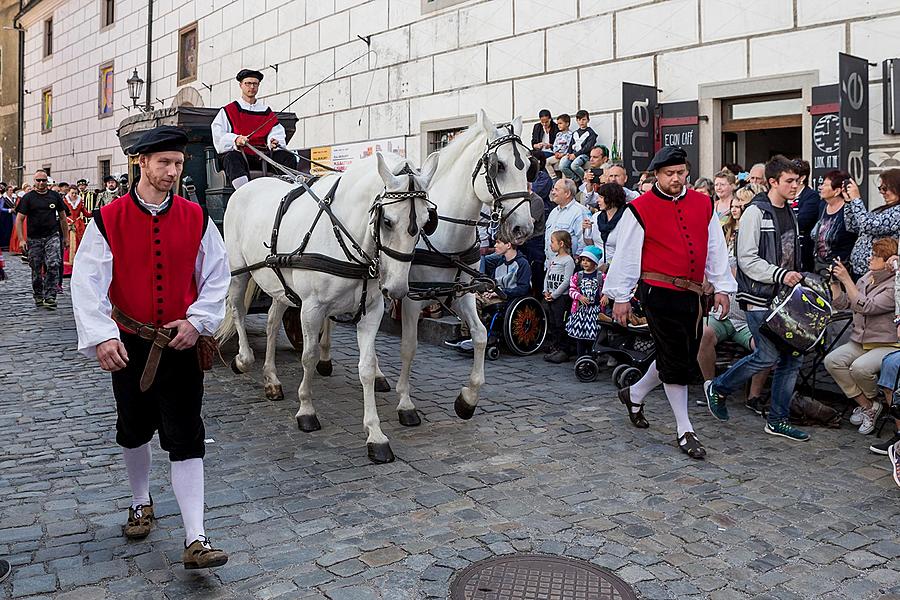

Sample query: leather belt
[111,307,175,392]
[640,271,704,294]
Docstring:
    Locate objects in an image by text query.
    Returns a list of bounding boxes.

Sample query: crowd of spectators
[446,107,900,480]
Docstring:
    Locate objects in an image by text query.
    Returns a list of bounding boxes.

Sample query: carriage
[115,106,306,349]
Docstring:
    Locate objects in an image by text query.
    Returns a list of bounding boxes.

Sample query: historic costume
[603,147,736,459]
[95,175,120,208]
[211,69,297,189]
[71,126,231,570]
[62,190,90,276]
[77,179,99,212]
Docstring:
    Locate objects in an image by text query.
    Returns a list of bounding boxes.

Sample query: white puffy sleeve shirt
[71,218,231,358]
[211,98,288,154]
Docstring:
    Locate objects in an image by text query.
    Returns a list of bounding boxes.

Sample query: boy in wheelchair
[445,234,532,350]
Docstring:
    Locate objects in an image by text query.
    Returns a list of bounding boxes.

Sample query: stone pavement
[1,256,898,600]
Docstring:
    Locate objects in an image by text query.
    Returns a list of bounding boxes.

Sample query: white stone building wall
[19,0,900,186]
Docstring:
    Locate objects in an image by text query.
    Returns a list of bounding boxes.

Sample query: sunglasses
[34,178,47,182]
[878,185,890,193]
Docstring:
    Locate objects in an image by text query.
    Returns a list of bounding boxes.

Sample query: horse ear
[375,152,400,189]
[477,109,495,136]
[417,152,440,189]
[511,116,523,137]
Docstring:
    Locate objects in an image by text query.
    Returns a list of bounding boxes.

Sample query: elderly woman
[824,237,900,435]
[811,169,857,276]
[844,169,900,277]
[583,182,626,266]
[713,169,737,227]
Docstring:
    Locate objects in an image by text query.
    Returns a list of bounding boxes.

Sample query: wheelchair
[453,295,548,360]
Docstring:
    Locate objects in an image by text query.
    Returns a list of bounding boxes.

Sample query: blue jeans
[877,351,900,390]
[712,310,803,424]
[561,155,589,180]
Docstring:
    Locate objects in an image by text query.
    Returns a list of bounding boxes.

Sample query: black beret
[648,146,687,171]
[76,178,88,185]
[103,175,117,183]
[236,69,264,82]
[128,125,188,155]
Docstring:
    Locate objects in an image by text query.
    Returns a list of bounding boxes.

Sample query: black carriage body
[116,106,299,231]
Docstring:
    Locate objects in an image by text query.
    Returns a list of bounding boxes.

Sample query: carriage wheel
[502,296,547,356]
[574,356,600,383]
[282,307,304,351]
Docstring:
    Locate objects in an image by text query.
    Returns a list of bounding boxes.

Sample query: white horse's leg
[453,293,486,419]
[295,305,325,432]
[316,319,334,376]
[356,298,394,463]
[395,297,422,426]
[229,273,255,374]
[262,299,289,401]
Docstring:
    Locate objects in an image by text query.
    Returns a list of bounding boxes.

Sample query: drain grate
[449,554,638,600]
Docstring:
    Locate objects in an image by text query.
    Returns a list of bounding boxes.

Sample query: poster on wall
[309,137,407,175]
[839,52,869,205]
[810,84,840,190]
[657,101,699,184]
[622,82,658,187]
[99,64,114,117]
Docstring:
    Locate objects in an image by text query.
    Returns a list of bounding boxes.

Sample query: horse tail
[215,278,258,343]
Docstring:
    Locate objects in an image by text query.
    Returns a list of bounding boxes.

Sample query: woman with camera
[824,237,899,436]
[843,169,900,277]
[810,170,858,277]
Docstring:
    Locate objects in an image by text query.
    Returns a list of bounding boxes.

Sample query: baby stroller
[574,318,656,387]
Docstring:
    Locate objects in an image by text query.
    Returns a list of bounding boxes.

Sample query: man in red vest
[71,125,231,569]
[603,146,737,459]
[211,68,298,189]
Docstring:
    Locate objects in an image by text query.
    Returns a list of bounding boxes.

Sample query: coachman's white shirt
[211,97,288,154]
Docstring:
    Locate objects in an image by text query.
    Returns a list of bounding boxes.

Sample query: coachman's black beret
[128,125,189,155]
[648,146,687,171]
[236,69,264,82]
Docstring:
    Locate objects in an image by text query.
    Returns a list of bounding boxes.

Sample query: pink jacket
[569,271,603,313]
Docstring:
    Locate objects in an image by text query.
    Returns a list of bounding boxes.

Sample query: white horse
[321,110,536,424]
[217,151,439,463]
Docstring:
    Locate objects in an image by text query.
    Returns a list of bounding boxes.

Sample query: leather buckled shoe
[183,536,229,569]
[124,501,154,539]
[619,387,649,428]
[678,431,706,459]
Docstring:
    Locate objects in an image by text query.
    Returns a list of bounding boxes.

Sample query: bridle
[370,164,437,264]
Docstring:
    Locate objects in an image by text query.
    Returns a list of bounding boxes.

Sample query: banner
[839,53,869,205]
[309,137,407,175]
[810,84,840,190]
[622,82,657,187]
[657,101,699,184]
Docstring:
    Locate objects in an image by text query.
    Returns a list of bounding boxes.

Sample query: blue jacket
[482,252,532,298]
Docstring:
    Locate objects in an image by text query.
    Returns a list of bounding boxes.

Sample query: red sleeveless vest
[629,187,712,292]
[223,101,276,155]
[96,192,205,329]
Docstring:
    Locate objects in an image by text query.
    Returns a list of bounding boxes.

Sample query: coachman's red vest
[223,101,276,156]
[629,187,712,292]
[95,192,205,329]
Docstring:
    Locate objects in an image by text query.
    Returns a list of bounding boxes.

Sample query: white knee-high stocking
[629,360,661,409]
[663,383,694,439]
[171,458,205,545]
[122,443,151,508]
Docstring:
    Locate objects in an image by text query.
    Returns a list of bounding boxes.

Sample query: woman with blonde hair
[713,169,737,226]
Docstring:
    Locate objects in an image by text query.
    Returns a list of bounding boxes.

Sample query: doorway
[721,92,803,169]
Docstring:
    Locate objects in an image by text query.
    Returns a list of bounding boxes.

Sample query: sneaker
[704,380,729,422]
[458,339,474,351]
[870,432,900,455]
[888,442,900,489]
[764,420,810,442]
[745,395,769,417]
[849,405,865,426]
[183,536,228,570]
[0,559,10,584]
[43,297,57,310]
[443,337,470,349]
[123,502,155,539]
[858,401,883,435]
[544,350,570,364]
[34,297,43,307]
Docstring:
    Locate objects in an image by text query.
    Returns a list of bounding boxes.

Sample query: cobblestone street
[1,257,899,600]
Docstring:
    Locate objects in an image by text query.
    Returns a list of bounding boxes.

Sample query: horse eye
[497,162,506,172]
[382,216,393,229]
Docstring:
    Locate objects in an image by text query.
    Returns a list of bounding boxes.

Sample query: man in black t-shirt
[15,170,68,308]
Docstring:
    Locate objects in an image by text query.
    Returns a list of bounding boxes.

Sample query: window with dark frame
[43,17,53,57]
[427,128,466,154]
[102,0,115,27]
[99,158,111,181]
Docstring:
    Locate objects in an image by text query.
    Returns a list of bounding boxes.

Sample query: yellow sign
[310,146,332,175]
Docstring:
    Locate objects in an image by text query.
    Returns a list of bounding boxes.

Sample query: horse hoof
[316,360,333,376]
[367,442,395,464]
[398,409,421,427]
[230,358,243,375]
[454,394,476,420]
[265,385,284,401]
[296,414,322,432]
[375,376,392,393]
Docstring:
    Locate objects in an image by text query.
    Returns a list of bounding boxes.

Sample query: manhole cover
[449,554,638,600]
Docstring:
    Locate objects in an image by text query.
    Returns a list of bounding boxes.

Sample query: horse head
[471,109,535,246]
[373,151,440,300]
